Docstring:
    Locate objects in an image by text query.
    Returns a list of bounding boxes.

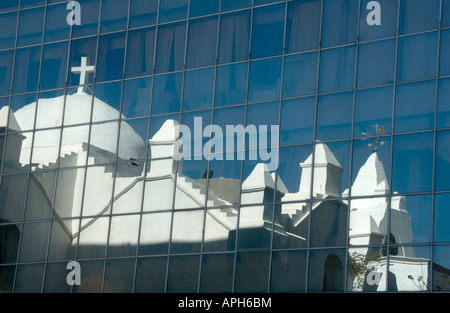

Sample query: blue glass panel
[221,0,252,12]
[190,0,219,18]
[12,46,41,94]
[0,0,18,12]
[151,72,183,115]
[44,3,70,42]
[20,0,44,7]
[93,81,122,121]
[212,105,245,153]
[321,0,358,48]
[218,10,251,64]
[71,0,100,38]
[283,52,317,98]
[319,46,355,93]
[149,113,180,140]
[40,41,69,91]
[155,21,186,74]
[399,0,439,35]
[248,57,282,103]
[179,109,211,159]
[100,0,128,33]
[397,32,438,82]
[440,30,450,77]
[392,132,433,193]
[444,0,450,27]
[435,131,450,192]
[129,0,157,28]
[0,12,17,50]
[159,0,188,23]
[245,101,279,150]
[278,144,313,195]
[122,77,152,118]
[0,50,14,96]
[255,0,281,4]
[68,37,97,88]
[359,0,397,42]
[357,39,395,88]
[125,27,155,78]
[354,86,393,137]
[317,91,353,141]
[186,16,218,69]
[285,0,321,53]
[395,81,435,133]
[96,32,126,82]
[10,93,36,117]
[251,3,285,59]
[434,193,450,242]
[438,78,450,129]
[183,68,214,111]
[397,195,432,244]
[215,63,247,107]
[280,97,315,145]
[17,6,44,47]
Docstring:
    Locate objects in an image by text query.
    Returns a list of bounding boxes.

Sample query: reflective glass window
[96,32,126,82]
[359,0,397,42]
[271,250,307,292]
[31,129,61,168]
[108,214,140,257]
[122,77,152,118]
[238,205,273,249]
[68,37,97,88]
[0,174,28,222]
[248,57,282,103]
[159,0,188,23]
[235,252,270,293]
[321,0,358,48]
[47,218,76,261]
[285,0,321,53]
[0,50,14,96]
[310,199,347,247]
[54,168,86,218]
[200,253,234,292]
[77,216,109,258]
[218,10,251,64]
[134,256,167,292]
[0,0,18,12]
[14,263,44,293]
[440,30,450,77]
[308,248,346,292]
[186,16,218,69]
[437,78,450,129]
[444,0,450,27]
[221,0,252,12]
[319,46,356,93]
[0,12,17,50]
[19,221,51,262]
[189,0,219,18]
[397,32,438,83]
[283,52,317,98]
[280,97,315,145]
[436,131,450,192]
[71,0,100,38]
[434,193,450,243]
[357,39,395,88]
[72,260,104,293]
[245,101,279,150]
[20,0,44,7]
[12,45,41,94]
[183,68,214,111]
[100,0,128,33]
[44,3,70,42]
[40,42,69,91]
[129,0,157,28]
[399,0,439,35]
[166,255,200,292]
[151,72,183,115]
[215,63,247,107]
[43,261,71,293]
[255,0,281,5]
[10,94,37,130]
[139,212,171,256]
[171,210,204,253]
[92,81,122,122]
[251,3,285,59]
[212,105,245,154]
[392,132,433,193]
[155,22,186,74]
[17,6,44,47]
[354,86,393,137]
[104,258,136,293]
[394,81,435,133]
[125,27,155,78]
[433,245,450,292]
[316,91,353,141]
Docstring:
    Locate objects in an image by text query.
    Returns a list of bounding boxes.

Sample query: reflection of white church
[0,61,429,292]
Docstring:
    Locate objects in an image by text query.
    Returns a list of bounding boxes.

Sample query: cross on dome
[71,57,95,94]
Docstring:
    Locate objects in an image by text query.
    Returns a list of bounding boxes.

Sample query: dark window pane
[17,6,44,47]
[283,52,317,98]
[251,3,285,59]
[100,0,128,33]
[96,32,126,82]
[285,0,321,53]
[397,32,438,82]
[21,0,44,7]
[359,0,397,42]
[308,248,346,292]
[13,46,42,94]
[19,221,51,262]
[122,77,152,118]
[0,50,14,96]
[104,258,136,293]
[321,0,358,48]
[311,200,348,247]
[394,81,435,133]
[248,57,282,103]
[186,16,218,69]
[218,10,251,64]
[183,68,214,111]
[159,0,188,23]
[73,260,104,293]
[134,257,167,292]
[319,46,355,93]
[129,0,157,28]
[0,12,17,50]
[151,72,182,115]
[0,174,27,222]
[434,193,450,243]
[200,253,234,292]
[40,41,69,91]
[221,0,252,11]
[189,0,219,18]
[280,97,315,145]
[357,39,395,88]
[72,0,100,38]
[166,255,200,293]
[399,0,439,34]
[215,63,248,107]
[444,0,450,28]
[14,263,44,293]
[0,0,18,12]
[125,27,155,78]
[433,245,450,292]
[155,22,186,74]
[435,131,450,192]
[235,252,270,293]
[271,250,307,292]
[317,91,353,141]
[440,30,450,77]
[44,3,70,42]
[438,78,450,129]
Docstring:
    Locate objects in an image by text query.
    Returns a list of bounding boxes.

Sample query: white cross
[71,57,95,93]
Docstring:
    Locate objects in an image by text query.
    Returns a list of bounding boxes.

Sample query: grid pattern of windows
[0,0,449,293]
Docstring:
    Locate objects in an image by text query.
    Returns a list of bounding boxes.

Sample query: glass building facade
[0,0,449,293]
